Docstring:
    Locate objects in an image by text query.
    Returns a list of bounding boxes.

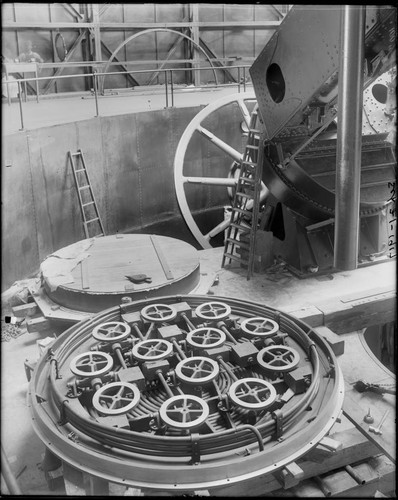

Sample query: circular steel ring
[92,382,141,415]
[175,356,219,385]
[229,377,277,410]
[140,304,177,323]
[257,345,300,372]
[195,301,232,321]
[131,339,173,361]
[159,395,210,429]
[70,351,113,378]
[240,317,279,337]
[92,321,131,342]
[186,327,226,349]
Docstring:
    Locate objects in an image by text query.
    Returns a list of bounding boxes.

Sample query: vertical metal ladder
[222,117,264,280]
[68,149,105,239]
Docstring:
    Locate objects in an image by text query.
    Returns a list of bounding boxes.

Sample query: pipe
[334,5,366,270]
[1,445,22,495]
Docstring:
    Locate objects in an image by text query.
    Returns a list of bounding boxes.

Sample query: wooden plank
[150,235,174,280]
[12,302,38,318]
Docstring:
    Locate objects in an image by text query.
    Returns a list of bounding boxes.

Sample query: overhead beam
[268,5,284,19]
[2,21,281,30]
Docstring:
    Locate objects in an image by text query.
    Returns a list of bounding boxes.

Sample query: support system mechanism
[174,5,396,275]
[29,295,344,493]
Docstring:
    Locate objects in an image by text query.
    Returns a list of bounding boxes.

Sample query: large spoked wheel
[92,382,141,415]
[140,304,177,323]
[240,317,279,338]
[174,92,268,249]
[186,327,226,349]
[228,378,277,410]
[131,339,174,361]
[70,352,113,378]
[159,395,210,429]
[257,346,300,373]
[175,356,219,385]
[92,322,131,342]
[195,301,231,321]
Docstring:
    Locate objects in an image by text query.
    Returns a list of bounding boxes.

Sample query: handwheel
[257,345,300,373]
[140,304,177,323]
[131,339,173,361]
[159,395,210,429]
[174,92,269,249]
[70,352,113,378]
[195,301,231,321]
[92,382,140,415]
[175,356,219,385]
[240,317,279,337]
[228,377,277,410]
[186,327,226,349]
[92,321,131,342]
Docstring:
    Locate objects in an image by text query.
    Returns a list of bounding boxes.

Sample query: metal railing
[2,63,253,131]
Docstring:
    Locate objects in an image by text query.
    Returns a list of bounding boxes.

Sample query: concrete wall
[2,104,243,290]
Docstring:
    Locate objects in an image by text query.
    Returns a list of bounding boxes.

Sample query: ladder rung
[236,192,254,199]
[226,238,250,250]
[86,217,100,224]
[246,144,259,150]
[249,129,261,134]
[223,252,248,264]
[239,178,256,185]
[82,201,95,207]
[241,160,256,167]
[74,168,86,173]
[230,222,250,232]
[79,185,91,190]
[232,207,252,216]
[71,152,81,156]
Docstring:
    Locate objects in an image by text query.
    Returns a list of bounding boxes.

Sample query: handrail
[2,63,253,130]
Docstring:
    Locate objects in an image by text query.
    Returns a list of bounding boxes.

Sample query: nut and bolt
[363,408,374,424]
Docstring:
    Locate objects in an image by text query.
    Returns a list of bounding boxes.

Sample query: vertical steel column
[334,5,365,271]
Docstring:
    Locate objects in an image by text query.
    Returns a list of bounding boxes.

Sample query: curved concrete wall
[2,105,243,290]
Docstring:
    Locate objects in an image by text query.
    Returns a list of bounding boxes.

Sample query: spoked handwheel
[131,339,174,361]
[159,395,210,429]
[175,356,219,385]
[195,301,231,321]
[257,345,300,373]
[174,92,269,249]
[92,321,131,342]
[92,381,141,415]
[186,327,226,349]
[240,317,279,338]
[228,377,277,410]
[70,352,114,378]
[140,304,178,323]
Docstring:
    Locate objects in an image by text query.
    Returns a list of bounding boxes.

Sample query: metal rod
[170,70,174,107]
[334,5,365,271]
[164,70,168,108]
[243,66,246,92]
[238,66,241,93]
[17,81,24,130]
[1,445,22,495]
[93,72,99,117]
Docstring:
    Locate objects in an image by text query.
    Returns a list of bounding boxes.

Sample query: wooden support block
[274,462,305,489]
[124,487,143,496]
[63,462,86,495]
[12,301,38,318]
[26,315,51,334]
[305,436,343,462]
[284,305,324,327]
[313,325,345,356]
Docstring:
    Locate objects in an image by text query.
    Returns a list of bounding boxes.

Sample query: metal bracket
[24,358,37,382]
[190,433,201,464]
[58,400,70,426]
[272,409,284,439]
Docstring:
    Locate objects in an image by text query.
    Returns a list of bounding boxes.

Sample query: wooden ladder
[222,117,264,280]
[68,149,105,239]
